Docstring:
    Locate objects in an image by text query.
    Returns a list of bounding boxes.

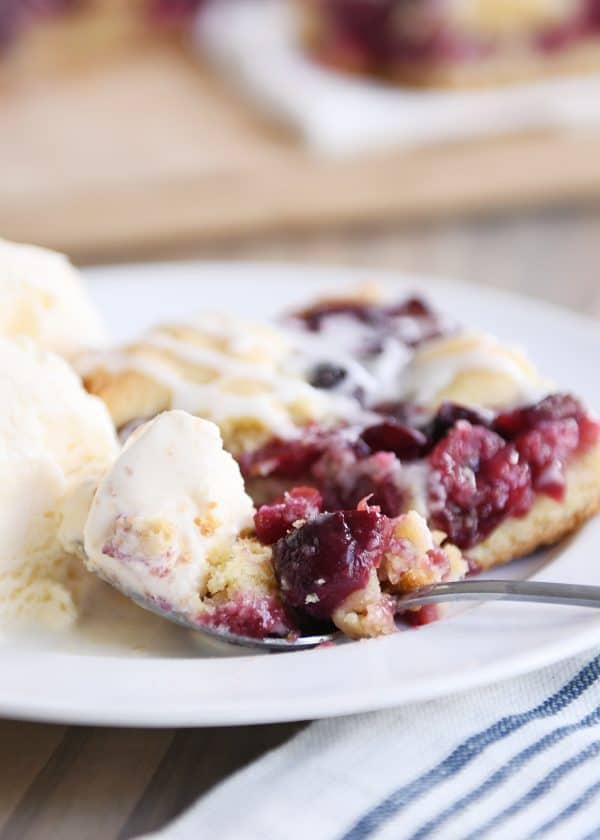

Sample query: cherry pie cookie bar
[297,0,600,87]
[78,285,600,618]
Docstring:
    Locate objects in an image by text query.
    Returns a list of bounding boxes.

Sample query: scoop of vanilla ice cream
[83,411,255,616]
[0,239,106,357]
[400,331,550,410]
[0,337,118,628]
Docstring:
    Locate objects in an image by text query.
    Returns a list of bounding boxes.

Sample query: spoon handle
[397,579,600,611]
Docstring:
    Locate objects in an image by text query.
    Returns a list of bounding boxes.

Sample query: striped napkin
[142,651,600,840]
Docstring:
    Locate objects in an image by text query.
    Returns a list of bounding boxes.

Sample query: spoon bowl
[111,578,600,652]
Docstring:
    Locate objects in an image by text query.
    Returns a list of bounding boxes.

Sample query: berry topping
[427,421,533,548]
[312,446,404,515]
[361,419,428,461]
[386,297,433,318]
[240,429,404,517]
[494,393,600,500]
[272,506,393,620]
[244,392,599,552]
[425,394,600,547]
[254,486,324,545]
[494,393,588,438]
[293,299,388,332]
[239,430,328,479]
[515,419,579,499]
[427,402,494,444]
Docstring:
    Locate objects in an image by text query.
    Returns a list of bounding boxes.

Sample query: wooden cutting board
[2,40,600,261]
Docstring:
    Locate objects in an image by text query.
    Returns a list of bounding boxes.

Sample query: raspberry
[254,487,323,545]
[427,421,533,548]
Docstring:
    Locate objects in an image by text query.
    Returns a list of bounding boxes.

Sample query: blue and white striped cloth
[145,651,600,840]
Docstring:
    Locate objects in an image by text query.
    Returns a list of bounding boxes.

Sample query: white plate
[2,261,600,728]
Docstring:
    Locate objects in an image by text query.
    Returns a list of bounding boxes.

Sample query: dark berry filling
[425,402,495,445]
[427,422,533,549]
[494,393,594,440]
[241,429,405,517]
[255,486,324,545]
[272,506,392,620]
[312,445,404,515]
[246,399,599,633]
[239,427,330,480]
[290,294,445,350]
[360,419,428,461]
[514,420,579,499]
[293,299,389,332]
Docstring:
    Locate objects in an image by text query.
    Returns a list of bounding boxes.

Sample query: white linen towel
[141,650,600,840]
[195,0,600,156]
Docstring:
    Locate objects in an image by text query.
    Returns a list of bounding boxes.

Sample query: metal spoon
[126,579,600,652]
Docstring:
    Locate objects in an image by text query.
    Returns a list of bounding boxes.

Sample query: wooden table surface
[1,205,600,840]
[4,40,600,259]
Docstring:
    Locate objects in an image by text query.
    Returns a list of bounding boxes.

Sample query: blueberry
[309,363,347,389]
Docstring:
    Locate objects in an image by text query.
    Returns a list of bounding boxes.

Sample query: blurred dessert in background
[297,0,600,86]
[7,0,600,89]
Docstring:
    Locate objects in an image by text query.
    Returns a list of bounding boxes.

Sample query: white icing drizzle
[146,331,318,401]
[282,317,417,406]
[369,337,414,401]
[77,314,549,441]
[78,324,366,438]
[178,312,287,359]
[283,325,382,394]
[399,332,550,407]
